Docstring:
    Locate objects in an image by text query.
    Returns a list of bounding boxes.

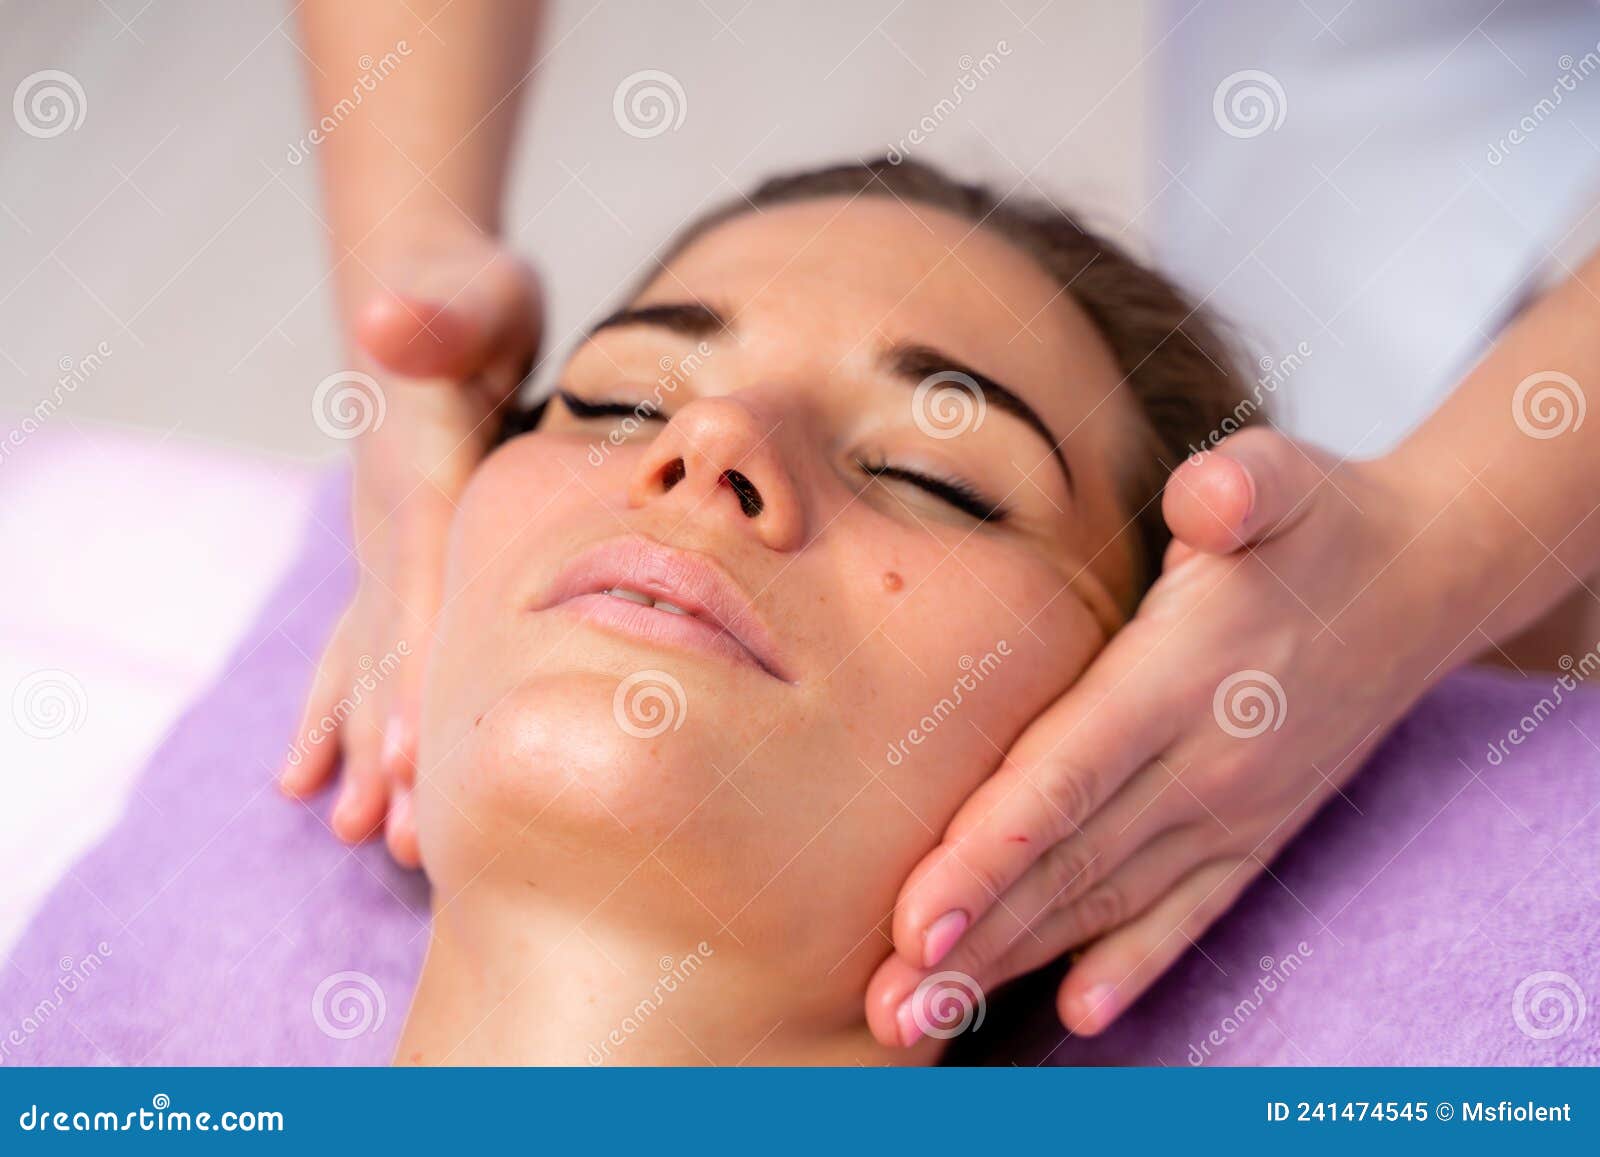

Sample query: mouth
[534,536,792,683]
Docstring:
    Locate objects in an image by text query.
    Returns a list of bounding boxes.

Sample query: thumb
[1161,427,1325,556]
[354,249,542,383]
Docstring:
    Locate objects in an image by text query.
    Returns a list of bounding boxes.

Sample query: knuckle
[1076,879,1128,934]
[952,851,1008,906]
[1035,758,1099,833]
[943,807,981,844]
[955,918,1005,973]
[1197,751,1253,800]
[1041,837,1099,901]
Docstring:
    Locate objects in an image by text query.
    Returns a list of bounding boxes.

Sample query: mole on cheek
[881,570,904,593]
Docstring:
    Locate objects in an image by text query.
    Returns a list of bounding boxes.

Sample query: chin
[416,665,749,884]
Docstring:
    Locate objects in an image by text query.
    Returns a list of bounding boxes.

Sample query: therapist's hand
[866,426,1476,1046]
[279,225,541,867]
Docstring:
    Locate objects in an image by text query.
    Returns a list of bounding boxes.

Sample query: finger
[890,634,1186,967]
[925,758,1198,980]
[864,948,931,1047]
[375,624,426,794]
[1162,427,1326,554]
[354,257,541,383]
[1058,856,1257,1036]
[986,823,1221,983]
[380,710,419,792]
[279,621,353,797]
[331,722,390,843]
[385,787,422,869]
[375,536,440,795]
[867,821,1214,1047]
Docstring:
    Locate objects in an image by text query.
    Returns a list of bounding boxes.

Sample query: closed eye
[857,457,1009,523]
[557,389,665,422]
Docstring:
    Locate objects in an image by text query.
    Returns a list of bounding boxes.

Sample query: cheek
[818,531,1097,820]
[441,433,636,606]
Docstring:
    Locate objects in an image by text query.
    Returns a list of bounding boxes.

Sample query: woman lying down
[390,157,1255,1065]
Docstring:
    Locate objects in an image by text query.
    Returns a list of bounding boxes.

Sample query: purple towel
[2,474,1596,1065]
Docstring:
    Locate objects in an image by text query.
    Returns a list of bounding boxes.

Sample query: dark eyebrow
[588,301,731,340]
[885,343,1073,491]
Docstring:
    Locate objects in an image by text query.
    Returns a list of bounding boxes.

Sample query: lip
[534,536,792,682]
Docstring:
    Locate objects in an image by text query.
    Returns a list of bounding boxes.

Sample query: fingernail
[389,788,413,829]
[922,909,969,968]
[1075,983,1117,1032]
[381,714,409,768]
[331,788,357,832]
[895,998,924,1048]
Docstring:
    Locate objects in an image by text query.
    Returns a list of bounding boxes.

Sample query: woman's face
[418,194,1146,1010]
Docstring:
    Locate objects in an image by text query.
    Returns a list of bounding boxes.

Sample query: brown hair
[508,156,1261,594]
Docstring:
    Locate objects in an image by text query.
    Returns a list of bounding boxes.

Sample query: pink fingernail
[895,998,924,1048]
[1076,983,1117,1032]
[923,909,969,968]
[381,714,412,771]
[331,790,356,831]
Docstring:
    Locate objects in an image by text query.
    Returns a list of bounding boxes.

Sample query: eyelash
[558,391,1008,524]
[557,390,662,421]
[857,457,1009,524]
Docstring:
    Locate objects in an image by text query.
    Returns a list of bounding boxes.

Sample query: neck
[396,879,931,1067]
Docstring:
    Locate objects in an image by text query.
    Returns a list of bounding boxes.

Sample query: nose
[626,395,806,552]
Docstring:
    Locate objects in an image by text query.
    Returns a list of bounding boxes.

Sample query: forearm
[1382,240,1600,650]
[297,0,542,317]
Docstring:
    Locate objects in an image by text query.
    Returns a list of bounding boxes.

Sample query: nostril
[721,469,764,518]
[660,457,687,491]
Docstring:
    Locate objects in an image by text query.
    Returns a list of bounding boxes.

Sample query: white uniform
[1150,0,1600,456]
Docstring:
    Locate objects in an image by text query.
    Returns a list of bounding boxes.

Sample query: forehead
[640,196,1139,448]
[652,196,1109,370]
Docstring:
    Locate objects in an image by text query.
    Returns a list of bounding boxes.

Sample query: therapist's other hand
[866,426,1466,1046]
[279,225,541,867]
